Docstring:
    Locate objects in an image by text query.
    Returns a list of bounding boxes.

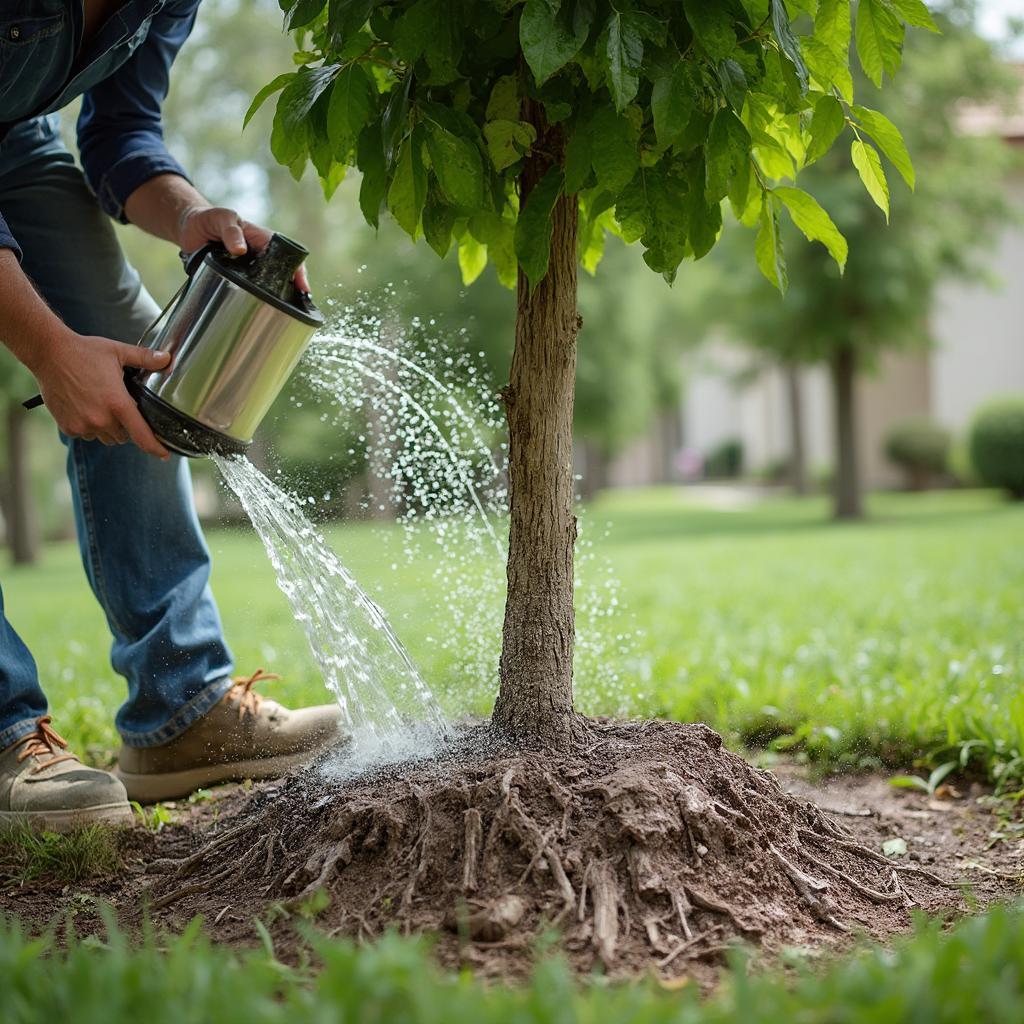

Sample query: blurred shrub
[969,397,1024,499]
[884,417,951,490]
[947,435,979,488]
[704,438,743,479]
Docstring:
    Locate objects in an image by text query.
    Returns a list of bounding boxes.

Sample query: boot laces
[227,668,281,720]
[16,716,78,773]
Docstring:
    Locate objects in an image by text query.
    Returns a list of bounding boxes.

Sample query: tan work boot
[116,669,343,802]
[0,717,132,832]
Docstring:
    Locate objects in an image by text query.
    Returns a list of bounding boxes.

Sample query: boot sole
[116,749,320,803]
[0,802,134,833]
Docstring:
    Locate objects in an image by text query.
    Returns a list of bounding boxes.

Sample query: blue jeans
[0,116,234,751]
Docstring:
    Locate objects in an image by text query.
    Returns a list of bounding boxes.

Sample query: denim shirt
[0,0,200,260]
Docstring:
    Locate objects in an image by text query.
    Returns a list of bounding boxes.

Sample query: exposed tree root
[144,720,967,979]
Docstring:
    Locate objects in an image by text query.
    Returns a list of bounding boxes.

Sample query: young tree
[254,0,931,746]
[698,4,1016,519]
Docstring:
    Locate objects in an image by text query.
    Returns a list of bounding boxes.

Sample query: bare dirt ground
[2,721,1021,986]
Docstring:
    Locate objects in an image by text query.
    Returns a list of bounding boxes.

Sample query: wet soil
[1,720,1021,985]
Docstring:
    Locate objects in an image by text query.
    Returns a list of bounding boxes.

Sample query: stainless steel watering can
[24,233,323,458]
[127,233,324,457]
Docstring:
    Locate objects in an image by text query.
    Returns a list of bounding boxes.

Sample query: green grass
[2,903,1023,1022]
[3,487,1022,787]
[0,824,122,884]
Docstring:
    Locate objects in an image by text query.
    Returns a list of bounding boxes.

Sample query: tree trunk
[5,401,39,565]
[577,439,607,503]
[783,363,808,496]
[829,346,864,521]
[491,100,583,750]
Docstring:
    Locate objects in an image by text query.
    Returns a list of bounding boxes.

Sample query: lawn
[3,486,1023,1019]
[5,487,1022,787]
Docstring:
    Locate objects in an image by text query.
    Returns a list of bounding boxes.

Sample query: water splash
[213,453,450,766]
[294,303,641,719]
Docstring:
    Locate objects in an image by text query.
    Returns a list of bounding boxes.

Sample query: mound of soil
[137,720,975,981]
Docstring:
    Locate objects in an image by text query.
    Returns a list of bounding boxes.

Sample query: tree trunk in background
[784,363,808,496]
[657,407,682,484]
[492,102,582,750]
[829,346,864,520]
[5,401,38,565]
[577,439,607,503]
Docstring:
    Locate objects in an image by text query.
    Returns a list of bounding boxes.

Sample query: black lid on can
[184,234,324,328]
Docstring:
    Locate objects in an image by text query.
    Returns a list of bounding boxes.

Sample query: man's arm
[79,0,308,288]
[123,175,310,292]
[0,250,171,458]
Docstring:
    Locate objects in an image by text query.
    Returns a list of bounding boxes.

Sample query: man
[0,0,341,832]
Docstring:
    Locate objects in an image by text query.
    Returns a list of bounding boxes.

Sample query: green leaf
[716,58,748,111]
[705,109,751,204]
[394,0,462,82]
[245,73,294,130]
[851,139,890,220]
[381,74,412,166]
[356,124,387,227]
[927,761,958,792]
[483,120,536,171]
[319,161,347,200]
[889,0,939,31]
[564,120,593,193]
[770,0,809,91]
[270,64,337,171]
[889,775,930,792]
[851,104,914,188]
[807,0,852,98]
[470,212,517,288]
[486,75,520,122]
[287,0,326,30]
[806,95,846,164]
[520,0,589,85]
[729,161,762,225]
[814,0,851,59]
[423,192,456,257]
[387,128,427,236]
[855,0,905,87]
[327,64,373,155]
[774,185,848,271]
[755,195,787,293]
[590,107,639,195]
[685,4,737,64]
[425,123,484,209]
[604,11,644,111]
[327,0,376,42]
[457,234,488,285]
[651,64,693,147]
[514,166,564,291]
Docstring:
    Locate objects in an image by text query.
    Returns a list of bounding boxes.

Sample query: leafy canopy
[252,0,935,292]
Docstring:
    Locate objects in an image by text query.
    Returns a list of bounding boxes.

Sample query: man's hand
[0,249,172,460]
[177,205,311,293]
[34,328,172,459]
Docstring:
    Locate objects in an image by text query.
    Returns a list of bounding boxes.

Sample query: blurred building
[609,66,1024,491]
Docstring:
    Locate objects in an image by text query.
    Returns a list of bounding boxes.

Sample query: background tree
[251,0,934,747]
[701,1,1017,518]
[0,354,40,565]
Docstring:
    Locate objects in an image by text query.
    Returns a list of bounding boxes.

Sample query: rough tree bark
[491,99,584,750]
[5,401,39,565]
[783,363,807,496]
[829,346,863,521]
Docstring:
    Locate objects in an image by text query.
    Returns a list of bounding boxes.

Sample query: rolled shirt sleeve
[76,0,200,223]
[0,211,23,261]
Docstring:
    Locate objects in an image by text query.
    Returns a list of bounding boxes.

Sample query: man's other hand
[35,329,172,459]
[177,206,310,293]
